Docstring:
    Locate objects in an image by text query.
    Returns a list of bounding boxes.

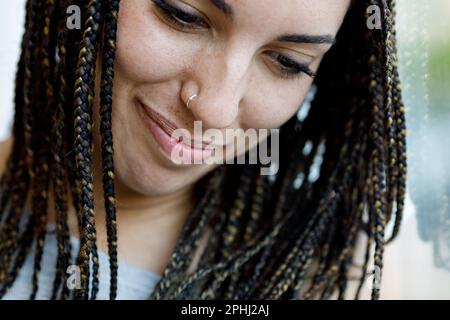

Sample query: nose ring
[186,94,198,109]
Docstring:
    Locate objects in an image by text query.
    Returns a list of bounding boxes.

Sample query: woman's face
[104,0,351,196]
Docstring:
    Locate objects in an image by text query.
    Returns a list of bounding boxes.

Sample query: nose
[181,47,250,129]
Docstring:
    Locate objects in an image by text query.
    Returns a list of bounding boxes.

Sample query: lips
[138,100,211,150]
[137,99,215,163]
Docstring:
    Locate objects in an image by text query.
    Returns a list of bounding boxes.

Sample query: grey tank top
[2,221,162,300]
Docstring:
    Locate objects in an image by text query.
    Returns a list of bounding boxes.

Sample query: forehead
[217,0,351,36]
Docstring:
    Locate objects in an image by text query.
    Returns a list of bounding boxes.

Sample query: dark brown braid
[29,0,59,299]
[72,0,103,299]
[384,0,407,243]
[50,0,77,300]
[0,0,407,300]
[0,0,42,295]
[98,0,120,301]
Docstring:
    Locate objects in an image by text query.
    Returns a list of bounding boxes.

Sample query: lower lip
[138,100,214,164]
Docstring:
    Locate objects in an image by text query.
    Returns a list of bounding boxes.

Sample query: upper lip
[138,100,216,150]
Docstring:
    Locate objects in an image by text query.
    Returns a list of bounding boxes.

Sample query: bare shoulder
[0,136,13,175]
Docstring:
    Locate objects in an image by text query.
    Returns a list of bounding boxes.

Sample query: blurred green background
[378,0,450,299]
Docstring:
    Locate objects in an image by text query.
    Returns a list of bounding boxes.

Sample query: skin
[1,0,351,275]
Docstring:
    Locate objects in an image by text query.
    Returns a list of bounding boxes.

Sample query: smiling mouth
[137,99,213,150]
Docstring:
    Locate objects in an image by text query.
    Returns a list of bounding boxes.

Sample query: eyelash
[151,0,316,80]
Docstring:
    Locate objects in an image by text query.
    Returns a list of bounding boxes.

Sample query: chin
[113,149,212,197]
[115,156,181,196]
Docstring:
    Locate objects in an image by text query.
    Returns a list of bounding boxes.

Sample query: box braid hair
[0,0,407,300]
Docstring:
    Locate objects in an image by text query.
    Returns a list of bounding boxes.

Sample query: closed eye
[151,0,210,31]
[265,51,316,79]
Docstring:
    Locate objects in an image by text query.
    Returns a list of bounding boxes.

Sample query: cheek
[241,50,324,130]
[114,0,190,83]
[241,76,314,130]
[230,78,312,161]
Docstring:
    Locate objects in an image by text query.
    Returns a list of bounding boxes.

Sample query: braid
[240,125,320,299]
[367,0,399,300]
[50,0,74,300]
[72,0,103,299]
[385,0,407,243]
[29,0,60,299]
[149,167,225,299]
[382,2,398,226]
[0,217,35,297]
[98,0,120,300]
[0,0,42,290]
[0,0,407,300]
[263,118,355,299]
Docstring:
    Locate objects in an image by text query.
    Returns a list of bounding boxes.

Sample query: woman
[0,0,406,299]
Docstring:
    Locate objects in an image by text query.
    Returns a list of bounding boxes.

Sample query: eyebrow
[208,0,335,46]
[276,34,336,45]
